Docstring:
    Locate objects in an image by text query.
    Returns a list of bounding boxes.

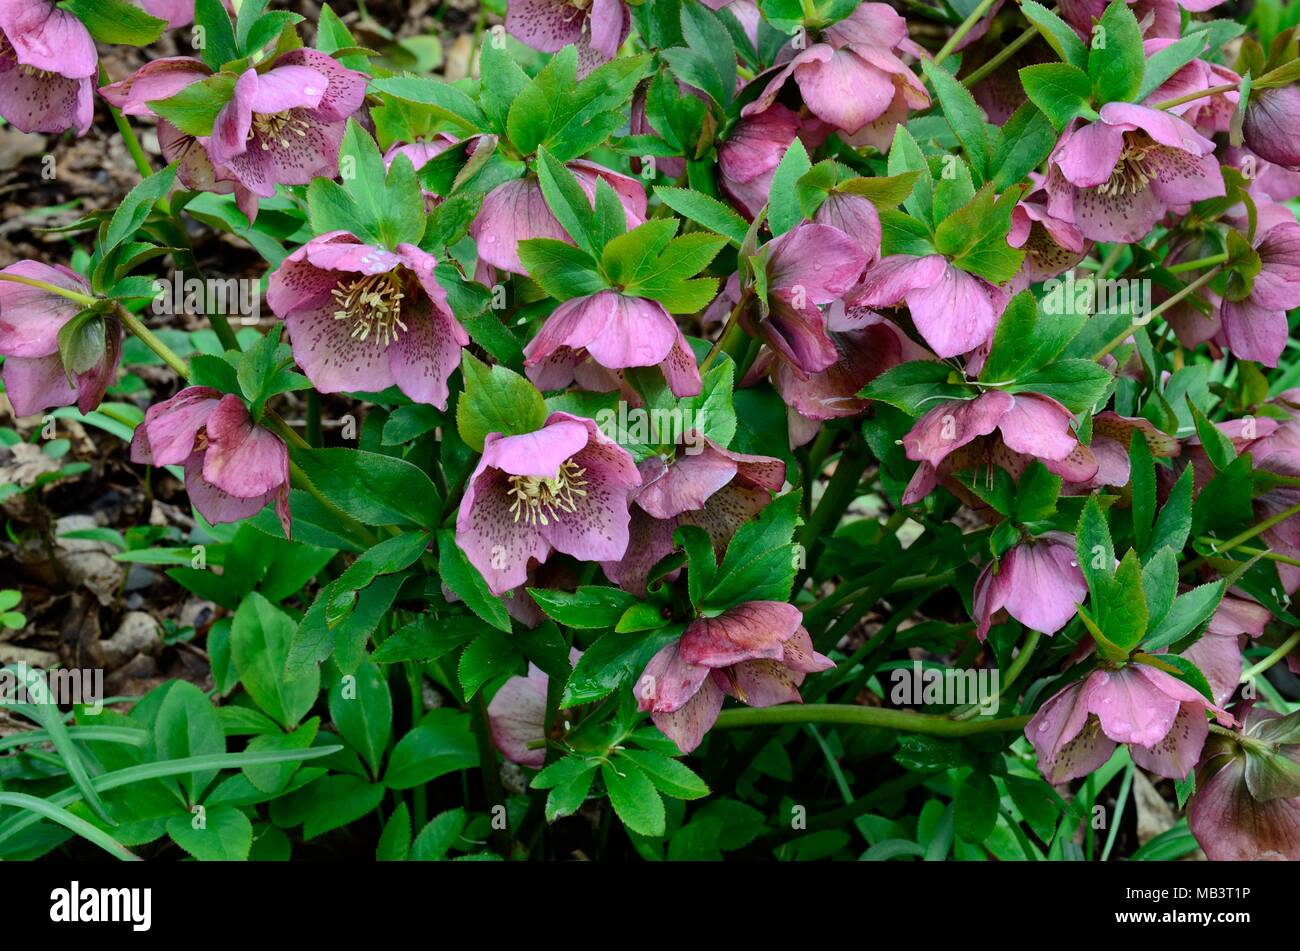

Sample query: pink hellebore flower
[130,387,291,536]
[637,602,834,753]
[455,412,641,596]
[384,134,461,208]
[850,254,1009,358]
[487,648,582,767]
[0,262,120,417]
[750,223,869,376]
[134,0,232,29]
[100,50,368,223]
[603,437,786,595]
[743,3,928,139]
[1008,178,1088,286]
[470,161,646,275]
[524,290,702,398]
[1217,222,1300,368]
[972,532,1087,640]
[902,390,1084,473]
[266,231,468,409]
[1046,103,1225,244]
[718,104,801,220]
[1026,662,1224,783]
[0,0,96,135]
[1143,39,1238,136]
[1057,0,1225,42]
[506,0,630,74]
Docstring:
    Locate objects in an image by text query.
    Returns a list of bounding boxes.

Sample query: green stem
[114,305,190,378]
[1092,266,1222,360]
[1153,81,1239,111]
[712,704,1029,735]
[1166,251,1228,275]
[934,0,999,66]
[99,64,156,185]
[1185,500,1300,573]
[1241,631,1300,681]
[701,287,752,373]
[962,24,1039,87]
[0,273,97,308]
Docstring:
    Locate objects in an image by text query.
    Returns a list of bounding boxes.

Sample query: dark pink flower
[506,0,630,75]
[743,3,927,139]
[0,0,96,135]
[524,290,701,398]
[0,262,119,417]
[902,390,1083,472]
[101,50,367,222]
[1045,102,1225,243]
[1026,662,1223,782]
[718,104,801,219]
[266,231,467,409]
[1008,177,1088,286]
[1143,38,1238,136]
[850,254,1009,358]
[637,602,833,753]
[1218,222,1300,367]
[455,412,641,596]
[749,223,869,375]
[134,0,231,28]
[603,437,785,595]
[470,161,646,275]
[130,387,291,536]
[972,532,1086,640]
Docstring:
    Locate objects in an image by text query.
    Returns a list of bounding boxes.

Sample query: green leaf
[154,681,225,804]
[455,351,548,452]
[862,359,971,415]
[989,102,1058,192]
[105,165,178,255]
[766,138,812,235]
[384,709,478,788]
[1136,31,1209,102]
[377,802,412,860]
[231,592,320,730]
[886,124,933,224]
[293,447,441,531]
[1094,550,1148,655]
[526,586,639,629]
[921,59,989,182]
[193,0,240,70]
[1143,580,1224,651]
[517,239,607,300]
[1076,496,1115,594]
[411,808,467,860]
[979,290,1084,383]
[1019,1,1089,69]
[371,614,485,664]
[618,749,709,800]
[328,660,392,776]
[146,73,238,136]
[1005,359,1111,414]
[369,74,486,134]
[535,146,597,254]
[1149,466,1193,555]
[1020,62,1094,129]
[1130,433,1156,556]
[562,628,682,706]
[166,806,253,861]
[1088,1,1145,103]
[437,530,512,634]
[954,771,998,843]
[653,186,749,247]
[459,629,521,699]
[681,1,737,107]
[1014,461,1062,522]
[602,759,666,836]
[60,0,167,45]
[299,776,386,840]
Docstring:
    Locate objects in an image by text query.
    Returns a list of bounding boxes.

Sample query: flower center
[1097,133,1157,197]
[507,460,589,527]
[252,110,311,150]
[331,272,408,346]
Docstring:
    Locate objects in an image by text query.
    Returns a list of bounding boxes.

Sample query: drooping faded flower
[488,648,582,767]
[130,387,291,536]
[1007,176,1088,286]
[1187,706,1300,860]
[524,290,701,398]
[0,262,119,417]
[1243,86,1300,170]
[747,223,869,376]
[973,533,1086,640]
[456,412,641,596]
[743,2,928,141]
[266,231,468,409]
[470,161,646,275]
[0,0,96,135]
[1026,662,1224,782]
[603,437,785,595]
[506,0,630,75]
[101,49,368,222]
[637,601,833,753]
[1217,222,1300,367]
[850,254,1009,358]
[1045,103,1225,243]
[902,390,1084,472]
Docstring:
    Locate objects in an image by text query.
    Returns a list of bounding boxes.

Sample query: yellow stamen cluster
[252,110,311,149]
[507,461,589,526]
[331,273,408,346]
[1097,134,1157,197]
